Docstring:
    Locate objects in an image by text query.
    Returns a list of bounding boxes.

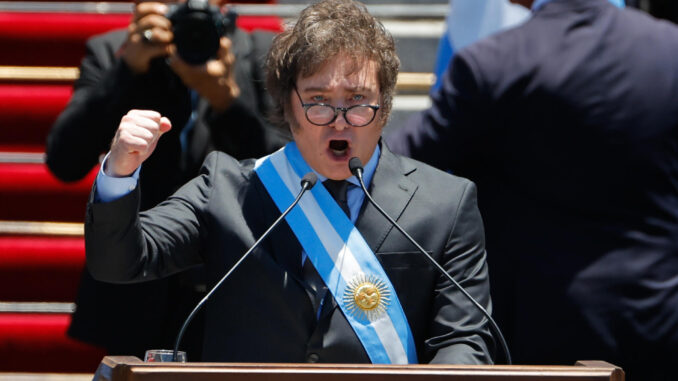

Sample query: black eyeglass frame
[293,87,380,127]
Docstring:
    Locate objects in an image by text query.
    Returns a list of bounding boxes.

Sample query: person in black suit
[46,1,287,204]
[84,0,496,364]
[386,0,678,378]
[45,0,288,360]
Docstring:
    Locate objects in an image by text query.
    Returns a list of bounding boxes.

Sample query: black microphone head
[301,172,318,188]
[348,157,363,176]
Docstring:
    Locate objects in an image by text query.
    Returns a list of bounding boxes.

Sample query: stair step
[0,12,130,66]
[0,302,75,314]
[0,11,283,67]
[0,235,84,302]
[0,84,72,147]
[0,313,106,373]
[0,162,96,222]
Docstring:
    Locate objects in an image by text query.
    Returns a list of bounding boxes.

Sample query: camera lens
[172,11,221,64]
[167,0,233,65]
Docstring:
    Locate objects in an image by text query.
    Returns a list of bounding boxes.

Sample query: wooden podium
[93,356,624,381]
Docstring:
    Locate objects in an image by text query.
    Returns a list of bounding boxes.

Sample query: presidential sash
[254,142,417,364]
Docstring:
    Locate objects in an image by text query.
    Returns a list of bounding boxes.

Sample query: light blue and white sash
[254,142,417,364]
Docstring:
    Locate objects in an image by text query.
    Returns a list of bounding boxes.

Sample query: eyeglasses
[294,87,380,127]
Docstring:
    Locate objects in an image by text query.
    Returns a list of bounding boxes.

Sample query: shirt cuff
[95,152,141,202]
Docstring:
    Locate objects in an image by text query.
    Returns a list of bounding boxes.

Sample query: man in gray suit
[387,0,678,378]
[84,0,495,364]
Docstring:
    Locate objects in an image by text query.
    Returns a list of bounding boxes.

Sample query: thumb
[159,116,172,134]
[217,37,233,60]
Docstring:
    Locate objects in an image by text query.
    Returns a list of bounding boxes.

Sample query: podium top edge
[101,356,622,372]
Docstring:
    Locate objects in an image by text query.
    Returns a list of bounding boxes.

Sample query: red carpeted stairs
[0,1,281,374]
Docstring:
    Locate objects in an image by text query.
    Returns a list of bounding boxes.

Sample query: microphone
[172,172,318,361]
[348,157,511,364]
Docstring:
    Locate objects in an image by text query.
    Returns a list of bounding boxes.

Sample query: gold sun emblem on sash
[343,274,390,320]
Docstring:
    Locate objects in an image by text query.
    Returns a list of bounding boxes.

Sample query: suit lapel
[356,144,418,253]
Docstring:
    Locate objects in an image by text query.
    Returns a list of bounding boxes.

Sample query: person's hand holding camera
[168,36,240,112]
[121,0,239,110]
[122,2,173,74]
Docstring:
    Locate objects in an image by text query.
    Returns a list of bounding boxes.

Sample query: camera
[167,0,237,64]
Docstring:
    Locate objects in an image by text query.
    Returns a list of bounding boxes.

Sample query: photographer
[46,0,288,360]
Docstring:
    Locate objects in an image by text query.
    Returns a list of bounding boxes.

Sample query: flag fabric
[432,0,530,91]
[432,0,626,91]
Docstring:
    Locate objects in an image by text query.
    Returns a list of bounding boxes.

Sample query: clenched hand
[106,110,172,177]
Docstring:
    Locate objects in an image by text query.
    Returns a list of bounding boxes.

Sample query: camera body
[167,0,237,64]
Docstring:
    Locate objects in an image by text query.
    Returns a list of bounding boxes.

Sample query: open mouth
[329,140,349,157]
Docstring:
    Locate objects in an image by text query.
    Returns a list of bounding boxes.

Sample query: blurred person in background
[387,0,678,378]
[46,0,288,360]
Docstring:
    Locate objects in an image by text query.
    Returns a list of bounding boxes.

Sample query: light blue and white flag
[432,0,530,91]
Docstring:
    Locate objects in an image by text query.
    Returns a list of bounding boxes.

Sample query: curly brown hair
[265,0,400,131]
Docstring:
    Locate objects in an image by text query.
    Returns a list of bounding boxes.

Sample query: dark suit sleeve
[84,153,218,284]
[385,52,491,173]
[46,34,145,182]
[427,180,495,364]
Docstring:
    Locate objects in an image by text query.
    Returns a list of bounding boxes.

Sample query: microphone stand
[172,172,318,361]
[348,157,511,364]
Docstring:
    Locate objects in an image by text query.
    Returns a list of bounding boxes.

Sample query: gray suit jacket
[85,144,495,364]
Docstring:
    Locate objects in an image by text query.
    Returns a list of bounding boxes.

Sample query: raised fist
[106,109,172,177]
